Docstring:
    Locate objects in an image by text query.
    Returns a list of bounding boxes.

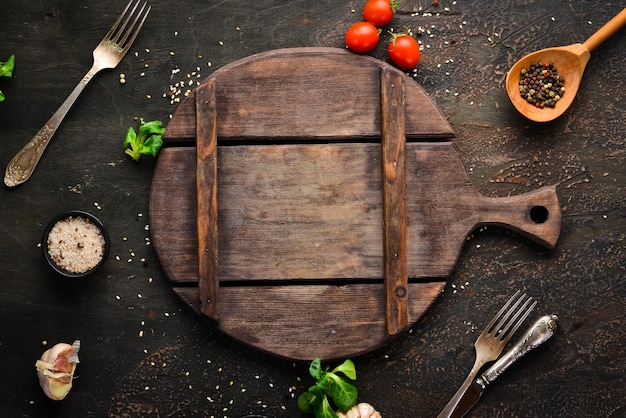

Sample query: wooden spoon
[506,8,626,123]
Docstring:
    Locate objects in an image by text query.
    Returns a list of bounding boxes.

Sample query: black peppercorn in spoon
[506,8,626,123]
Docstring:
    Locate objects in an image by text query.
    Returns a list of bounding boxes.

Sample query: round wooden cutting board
[149,48,561,360]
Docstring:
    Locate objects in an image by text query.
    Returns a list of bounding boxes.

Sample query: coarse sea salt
[47,216,106,274]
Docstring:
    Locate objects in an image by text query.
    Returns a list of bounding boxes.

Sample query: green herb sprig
[298,358,358,418]
[124,118,165,161]
[0,54,16,102]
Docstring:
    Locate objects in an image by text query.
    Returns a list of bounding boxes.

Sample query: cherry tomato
[363,0,396,27]
[345,22,380,53]
[387,33,420,69]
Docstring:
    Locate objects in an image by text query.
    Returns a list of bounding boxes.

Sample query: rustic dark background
[0,1,624,417]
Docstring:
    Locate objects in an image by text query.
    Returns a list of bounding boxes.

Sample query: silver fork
[436,290,537,418]
[4,0,150,187]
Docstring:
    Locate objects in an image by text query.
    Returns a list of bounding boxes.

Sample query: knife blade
[449,314,559,418]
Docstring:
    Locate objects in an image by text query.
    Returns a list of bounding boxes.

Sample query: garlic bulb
[35,340,80,400]
[337,402,382,418]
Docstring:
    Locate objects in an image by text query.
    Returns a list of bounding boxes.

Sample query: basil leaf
[316,396,339,418]
[0,54,15,102]
[309,358,323,380]
[331,359,356,380]
[0,55,15,78]
[123,119,165,161]
[328,375,358,411]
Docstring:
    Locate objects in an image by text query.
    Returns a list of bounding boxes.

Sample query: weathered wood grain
[149,48,561,361]
[151,143,561,283]
[163,48,455,142]
[172,281,445,361]
[195,81,219,320]
[380,67,408,336]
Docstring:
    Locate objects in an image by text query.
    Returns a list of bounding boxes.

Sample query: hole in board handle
[530,206,549,224]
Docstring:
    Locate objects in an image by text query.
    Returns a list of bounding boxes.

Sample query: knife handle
[477,314,558,388]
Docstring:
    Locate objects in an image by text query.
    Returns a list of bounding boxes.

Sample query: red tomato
[387,33,420,69]
[363,0,395,27]
[345,22,380,53]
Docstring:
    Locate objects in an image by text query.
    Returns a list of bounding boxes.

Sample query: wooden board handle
[196,80,220,321]
[476,185,561,249]
[381,66,408,336]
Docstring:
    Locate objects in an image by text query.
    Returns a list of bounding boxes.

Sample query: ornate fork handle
[4,65,100,187]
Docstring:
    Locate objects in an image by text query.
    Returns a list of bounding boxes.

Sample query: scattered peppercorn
[518,62,565,109]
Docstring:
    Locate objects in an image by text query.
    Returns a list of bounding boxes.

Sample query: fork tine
[104,1,150,51]
[118,2,150,49]
[491,292,529,336]
[103,0,134,42]
[499,298,537,343]
[113,1,139,45]
[483,290,521,332]
[123,4,150,51]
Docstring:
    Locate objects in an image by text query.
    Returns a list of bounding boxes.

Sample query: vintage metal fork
[4,0,150,187]
[436,290,537,418]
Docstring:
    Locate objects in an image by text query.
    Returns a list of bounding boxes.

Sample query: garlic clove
[35,340,80,400]
[337,402,382,418]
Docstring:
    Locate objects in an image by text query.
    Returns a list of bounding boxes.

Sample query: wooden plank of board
[150,143,561,284]
[380,67,408,336]
[172,281,445,361]
[163,48,455,143]
[196,80,219,320]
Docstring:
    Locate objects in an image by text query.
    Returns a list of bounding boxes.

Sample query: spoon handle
[583,8,626,52]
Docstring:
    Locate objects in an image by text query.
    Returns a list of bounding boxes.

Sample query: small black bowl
[42,210,110,278]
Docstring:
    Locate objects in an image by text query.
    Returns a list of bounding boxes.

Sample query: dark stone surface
[0,1,624,417]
